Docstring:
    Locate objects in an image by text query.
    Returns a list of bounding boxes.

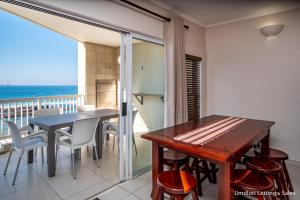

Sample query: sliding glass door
[120,33,165,179]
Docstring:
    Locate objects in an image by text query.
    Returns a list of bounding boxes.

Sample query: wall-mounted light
[260,24,284,37]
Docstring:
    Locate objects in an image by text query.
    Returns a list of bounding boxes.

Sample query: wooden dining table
[28,109,119,177]
[141,115,275,200]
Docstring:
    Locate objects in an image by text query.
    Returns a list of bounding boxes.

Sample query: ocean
[0,85,78,100]
[0,85,78,137]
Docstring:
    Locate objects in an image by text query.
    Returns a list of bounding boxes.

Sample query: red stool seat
[255,148,294,194]
[256,148,288,161]
[155,170,199,200]
[244,156,282,174]
[163,150,189,170]
[232,169,274,193]
[164,150,188,163]
[231,169,274,199]
[244,156,289,199]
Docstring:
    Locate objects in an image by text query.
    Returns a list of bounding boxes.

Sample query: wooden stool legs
[191,190,199,200]
[191,158,217,196]
[154,187,163,200]
[282,161,294,192]
[210,162,218,184]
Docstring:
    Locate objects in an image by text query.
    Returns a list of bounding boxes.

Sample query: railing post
[31,101,35,118]
[26,102,29,124]
[7,102,11,121]
[37,98,41,110]
[72,97,74,113]
[20,102,23,127]
[14,102,17,124]
[7,102,11,135]
[0,104,3,137]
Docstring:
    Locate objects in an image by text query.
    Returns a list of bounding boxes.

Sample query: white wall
[132,41,165,131]
[206,8,300,161]
[132,42,164,95]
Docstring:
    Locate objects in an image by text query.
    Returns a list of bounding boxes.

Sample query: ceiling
[150,0,300,27]
[0,2,121,46]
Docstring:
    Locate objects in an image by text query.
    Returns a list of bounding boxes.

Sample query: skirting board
[286,159,300,167]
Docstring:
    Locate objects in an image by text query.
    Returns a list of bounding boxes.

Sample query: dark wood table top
[29,109,119,130]
[141,115,275,163]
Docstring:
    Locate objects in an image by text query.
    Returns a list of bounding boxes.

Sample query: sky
[0,9,78,85]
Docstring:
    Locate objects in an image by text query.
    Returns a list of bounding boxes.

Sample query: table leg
[93,120,103,160]
[27,124,34,163]
[218,160,233,200]
[151,142,163,200]
[261,129,270,154]
[74,149,81,160]
[47,128,56,177]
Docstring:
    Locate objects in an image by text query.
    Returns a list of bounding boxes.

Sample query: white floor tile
[133,183,152,200]
[96,186,131,200]
[0,156,33,175]
[123,194,141,200]
[120,174,150,193]
[0,168,43,197]
[0,181,61,200]
[65,180,112,200]
[45,167,106,199]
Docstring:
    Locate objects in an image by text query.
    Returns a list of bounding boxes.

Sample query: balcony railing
[0,94,84,140]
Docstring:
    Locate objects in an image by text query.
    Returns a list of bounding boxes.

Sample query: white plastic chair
[77,105,96,112]
[77,105,96,152]
[55,117,100,179]
[102,110,138,154]
[2,119,47,185]
[34,108,61,159]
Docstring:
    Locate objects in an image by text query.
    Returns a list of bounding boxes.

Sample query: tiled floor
[96,161,300,200]
[0,135,120,200]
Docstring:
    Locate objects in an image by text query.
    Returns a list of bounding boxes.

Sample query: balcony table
[141,115,275,200]
[28,109,119,177]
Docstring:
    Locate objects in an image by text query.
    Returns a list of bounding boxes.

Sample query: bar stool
[232,169,276,200]
[154,170,199,200]
[244,156,289,200]
[255,148,294,193]
[163,150,189,170]
[189,158,217,196]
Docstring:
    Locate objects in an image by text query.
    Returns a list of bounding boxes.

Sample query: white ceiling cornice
[207,6,300,28]
[149,0,300,28]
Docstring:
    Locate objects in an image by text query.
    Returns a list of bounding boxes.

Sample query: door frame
[121,32,164,179]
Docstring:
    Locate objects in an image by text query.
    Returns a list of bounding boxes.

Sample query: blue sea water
[0,85,78,100]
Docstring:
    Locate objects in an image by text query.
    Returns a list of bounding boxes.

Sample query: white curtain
[164,14,188,127]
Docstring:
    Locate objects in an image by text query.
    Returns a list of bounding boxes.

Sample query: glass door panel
[131,37,165,176]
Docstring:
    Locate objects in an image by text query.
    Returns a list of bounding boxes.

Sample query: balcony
[0,94,84,146]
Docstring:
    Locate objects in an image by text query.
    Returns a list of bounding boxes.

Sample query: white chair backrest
[116,110,138,130]
[3,120,22,149]
[72,117,100,146]
[35,108,60,117]
[77,105,96,112]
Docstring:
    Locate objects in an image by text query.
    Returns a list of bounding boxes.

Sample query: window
[186,55,201,121]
